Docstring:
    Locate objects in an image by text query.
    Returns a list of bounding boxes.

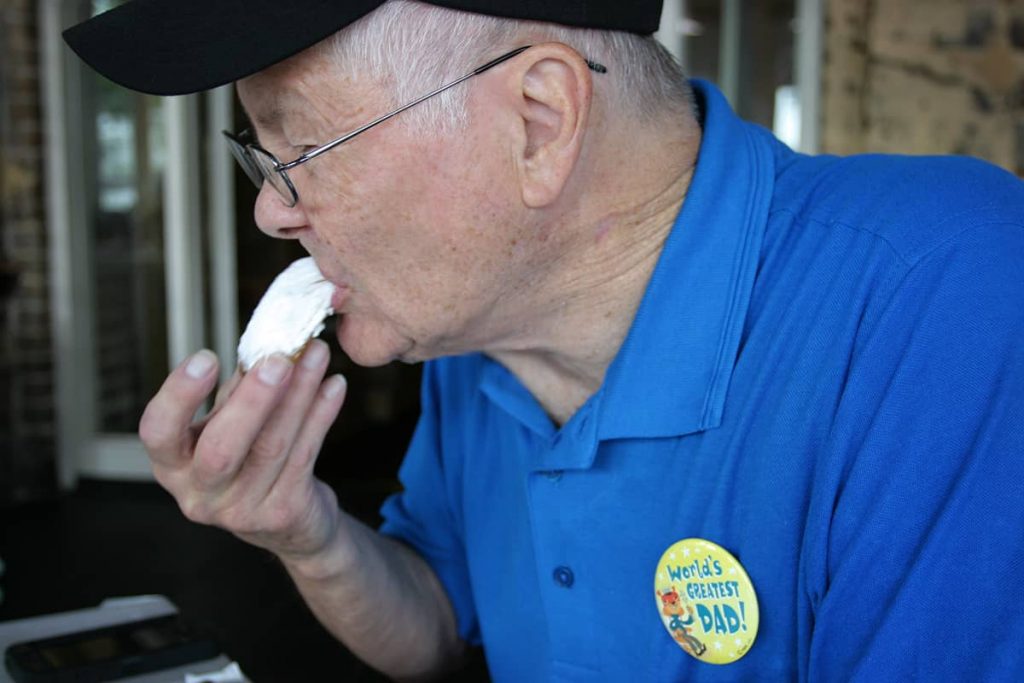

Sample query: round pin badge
[653,538,759,664]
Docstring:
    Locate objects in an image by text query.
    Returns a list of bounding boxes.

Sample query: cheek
[299,162,435,298]
[417,131,513,242]
[409,141,532,309]
[298,154,374,246]
[302,130,515,309]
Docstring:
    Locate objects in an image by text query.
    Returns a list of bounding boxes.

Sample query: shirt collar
[480,80,776,446]
[596,79,775,440]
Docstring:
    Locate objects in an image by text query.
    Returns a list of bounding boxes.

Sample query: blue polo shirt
[379,80,1024,681]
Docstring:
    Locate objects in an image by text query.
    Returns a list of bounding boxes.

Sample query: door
[41,0,237,484]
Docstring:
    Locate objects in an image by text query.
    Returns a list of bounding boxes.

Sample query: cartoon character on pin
[656,586,707,657]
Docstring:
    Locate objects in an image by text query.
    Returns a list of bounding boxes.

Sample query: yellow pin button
[653,538,759,664]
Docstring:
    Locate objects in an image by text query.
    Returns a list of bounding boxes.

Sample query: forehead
[236,47,368,132]
[236,54,317,127]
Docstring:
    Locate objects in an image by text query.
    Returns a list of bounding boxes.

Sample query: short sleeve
[378,361,481,645]
[804,221,1024,679]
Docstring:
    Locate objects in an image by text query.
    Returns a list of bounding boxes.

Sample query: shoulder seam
[771,200,1018,269]
[767,206,911,267]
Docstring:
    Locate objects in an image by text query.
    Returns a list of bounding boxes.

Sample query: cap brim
[63,0,385,96]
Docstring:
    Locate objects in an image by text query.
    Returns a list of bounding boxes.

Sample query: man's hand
[138,339,347,563]
[140,341,463,678]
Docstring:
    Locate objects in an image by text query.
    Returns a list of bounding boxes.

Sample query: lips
[306,260,348,312]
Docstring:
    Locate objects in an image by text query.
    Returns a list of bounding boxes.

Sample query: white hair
[314,0,694,133]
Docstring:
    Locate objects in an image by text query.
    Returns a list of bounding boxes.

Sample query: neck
[489,117,700,425]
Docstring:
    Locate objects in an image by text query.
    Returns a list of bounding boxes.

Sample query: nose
[253,182,307,239]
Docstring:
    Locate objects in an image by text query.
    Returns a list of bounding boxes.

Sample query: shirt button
[553,565,575,588]
[544,470,563,481]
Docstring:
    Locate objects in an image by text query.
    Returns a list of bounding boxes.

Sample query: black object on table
[0,480,488,682]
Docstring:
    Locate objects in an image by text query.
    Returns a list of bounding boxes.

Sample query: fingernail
[185,350,217,379]
[258,355,291,386]
[323,374,346,400]
[301,340,328,369]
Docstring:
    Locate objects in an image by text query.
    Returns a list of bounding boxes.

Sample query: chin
[334,315,415,368]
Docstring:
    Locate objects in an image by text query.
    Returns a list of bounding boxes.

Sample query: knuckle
[194,450,235,484]
[217,504,257,534]
[250,434,288,464]
[193,435,237,483]
[138,408,171,449]
[286,444,316,475]
[178,496,209,524]
[263,498,300,534]
[151,464,181,493]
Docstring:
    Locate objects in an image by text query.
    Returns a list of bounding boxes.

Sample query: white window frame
[656,0,823,154]
[795,0,824,154]
[40,0,237,485]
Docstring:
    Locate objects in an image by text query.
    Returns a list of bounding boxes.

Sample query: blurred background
[0,0,1021,680]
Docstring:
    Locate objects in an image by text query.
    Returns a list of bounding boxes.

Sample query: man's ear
[511,43,593,208]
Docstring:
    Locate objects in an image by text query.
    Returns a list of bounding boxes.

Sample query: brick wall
[1,0,57,503]
[823,0,1024,175]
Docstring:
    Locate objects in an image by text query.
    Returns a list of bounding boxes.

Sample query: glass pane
[739,0,796,136]
[684,0,797,143]
[685,0,723,85]
[86,1,169,432]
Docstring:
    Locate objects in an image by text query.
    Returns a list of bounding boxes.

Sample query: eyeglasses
[223,45,606,207]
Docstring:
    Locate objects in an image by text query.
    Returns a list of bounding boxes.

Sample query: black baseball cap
[63,0,664,96]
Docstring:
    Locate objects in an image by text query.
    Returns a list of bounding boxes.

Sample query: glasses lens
[224,135,264,189]
[249,146,297,207]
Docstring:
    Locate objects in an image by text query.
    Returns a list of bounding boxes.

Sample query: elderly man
[66,1,1024,680]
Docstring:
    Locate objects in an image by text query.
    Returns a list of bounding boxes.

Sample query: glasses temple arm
[282,46,533,169]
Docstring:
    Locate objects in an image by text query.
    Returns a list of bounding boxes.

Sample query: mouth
[306,255,350,313]
[330,283,351,313]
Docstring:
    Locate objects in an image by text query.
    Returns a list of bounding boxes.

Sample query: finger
[186,367,243,437]
[190,354,295,491]
[214,367,244,410]
[273,373,347,491]
[229,340,332,503]
[138,349,220,468]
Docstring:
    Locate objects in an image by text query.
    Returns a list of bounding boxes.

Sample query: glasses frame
[224,45,606,207]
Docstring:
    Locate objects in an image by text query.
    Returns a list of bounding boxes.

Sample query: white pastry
[237,257,335,371]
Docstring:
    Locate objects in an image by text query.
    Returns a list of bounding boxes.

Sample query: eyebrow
[252,104,286,130]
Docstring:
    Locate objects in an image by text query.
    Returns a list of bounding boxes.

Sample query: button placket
[525,403,602,667]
